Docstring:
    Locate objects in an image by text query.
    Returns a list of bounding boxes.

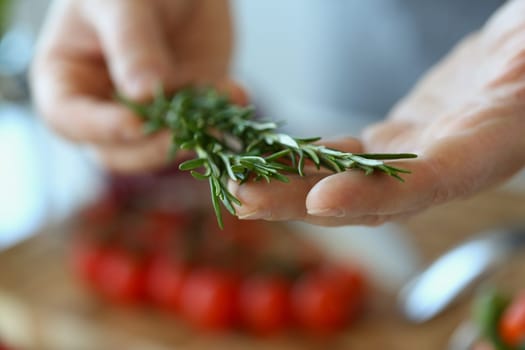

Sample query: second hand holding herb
[120,87,417,228]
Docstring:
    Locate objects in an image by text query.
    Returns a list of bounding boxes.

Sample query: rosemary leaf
[120,87,418,227]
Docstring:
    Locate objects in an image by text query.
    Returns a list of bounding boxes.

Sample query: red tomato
[292,271,355,335]
[147,255,188,313]
[69,238,105,285]
[318,264,367,317]
[500,293,525,346]
[179,268,240,331]
[96,249,146,305]
[239,275,291,335]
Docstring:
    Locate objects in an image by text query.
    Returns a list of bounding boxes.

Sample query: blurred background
[0,0,103,248]
[2,0,524,270]
[0,1,524,349]
[3,0,524,255]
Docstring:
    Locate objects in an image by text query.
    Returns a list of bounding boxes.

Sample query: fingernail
[307,208,345,217]
[237,210,270,220]
[126,74,158,99]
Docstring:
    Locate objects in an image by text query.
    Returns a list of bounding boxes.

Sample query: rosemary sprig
[119,87,417,228]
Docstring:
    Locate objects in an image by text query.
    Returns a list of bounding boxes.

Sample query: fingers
[89,79,247,172]
[228,160,431,226]
[305,158,439,220]
[306,113,525,226]
[419,113,525,194]
[33,53,248,145]
[32,0,170,144]
[31,53,147,143]
[230,155,434,227]
[83,0,184,100]
[32,0,246,175]
[228,137,364,221]
[46,97,146,144]
[93,131,192,173]
[228,172,328,221]
[32,51,248,171]
[215,79,250,106]
[300,211,420,227]
[227,131,440,226]
[362,120,423,153]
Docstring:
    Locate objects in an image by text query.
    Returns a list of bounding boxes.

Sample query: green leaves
[179,158,206,171]
[121,87,418,228]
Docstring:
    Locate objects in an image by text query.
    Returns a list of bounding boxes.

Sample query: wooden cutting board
[0,189,524,350]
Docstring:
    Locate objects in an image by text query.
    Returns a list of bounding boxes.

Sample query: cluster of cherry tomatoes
[68,171,367,336]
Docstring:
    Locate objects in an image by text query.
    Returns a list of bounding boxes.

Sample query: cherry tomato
[96,249,146,305]
[179,268,240,331]
[318,263,367,316]
[239,275,291,335]
[69,237,106,286]
[147,255,188,313]
[500,292,525,346]
[292,271,355,335]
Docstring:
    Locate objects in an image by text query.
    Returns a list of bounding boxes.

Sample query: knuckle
[430,186,453,205]
[430,180,472,205]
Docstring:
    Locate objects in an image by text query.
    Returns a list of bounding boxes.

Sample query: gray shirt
[232,0,503,136]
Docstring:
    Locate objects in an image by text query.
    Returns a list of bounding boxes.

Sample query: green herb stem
[119,87,417,228]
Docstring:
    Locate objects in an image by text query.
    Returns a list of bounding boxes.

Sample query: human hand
[31,0,244,173]
[229,0,525,226]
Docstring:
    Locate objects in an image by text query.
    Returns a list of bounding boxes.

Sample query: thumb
[84,1,183,99]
